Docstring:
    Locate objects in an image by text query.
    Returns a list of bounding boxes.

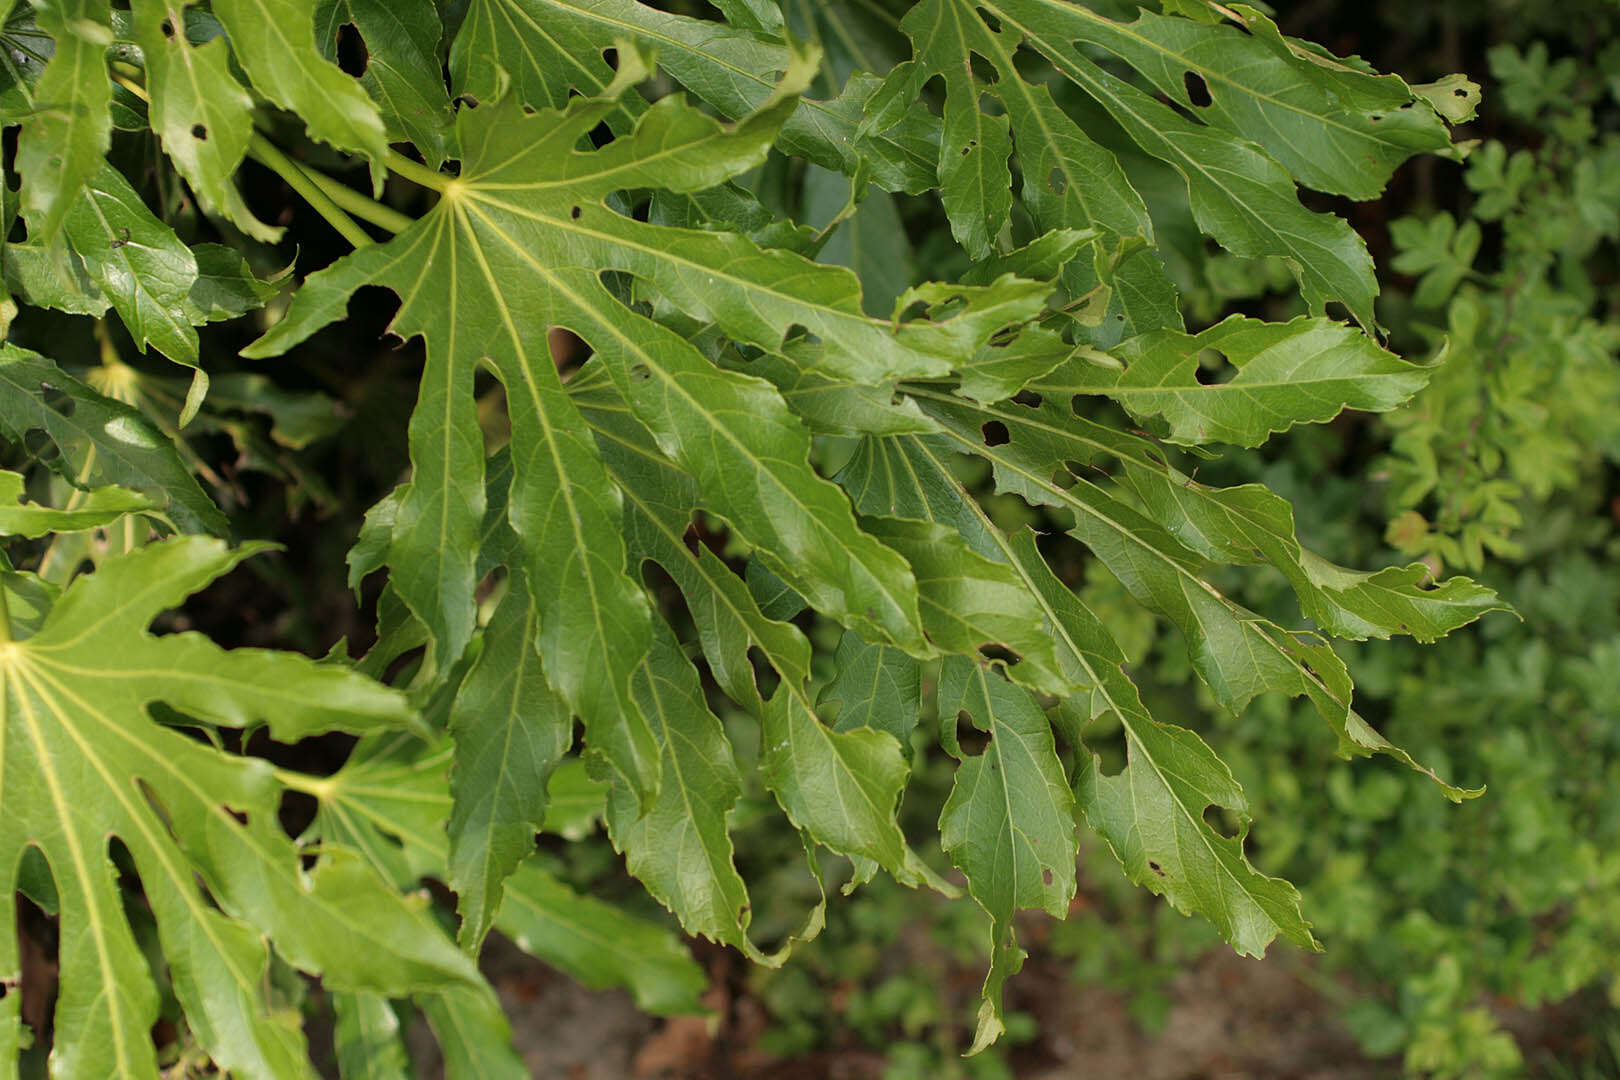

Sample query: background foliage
[0,0,1611,1076]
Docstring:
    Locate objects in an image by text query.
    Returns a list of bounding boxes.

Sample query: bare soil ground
[428,935,1394,1080]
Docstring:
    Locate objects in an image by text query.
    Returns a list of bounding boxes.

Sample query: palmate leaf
[0,537,484,1077]
[246,48,1060,809]
[0,0,1510,1064]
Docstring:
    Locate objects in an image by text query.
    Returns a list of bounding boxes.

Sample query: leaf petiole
[246,135,375,249]
[384,150,452,193]
[296,162,415,235]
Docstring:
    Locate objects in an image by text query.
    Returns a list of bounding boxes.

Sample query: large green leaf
[577,381,811,712]
[575,373,943,891]
[867,0,1180,337]
[315,0,454,165]
[246,52,1060,803]
[923,388,1507,645]
[64,163,202,390]
[0,538,481,1077]
[604,617,785,963]
[839,432,1321,962]
[1058,4,1461,200]
[868,0,1403,330]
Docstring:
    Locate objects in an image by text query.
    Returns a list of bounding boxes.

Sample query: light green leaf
[835,427,1321,965]
[3,232,110,316]
[866,0,1181,335]
[0,537,477,1078]
[64,162,204,413]
[741,346,941,438]
[954,326,1073,403]
[493,858,708,1014]
[1411,72,1481,124]
[419,985,528,1080]
[578,382,812,711]
[911,389,1482,796]
[872,2,1015,259]
[951,0,1381,329]
[306,733,709,1016]
[0,468,159,536]
[185,244,281,323]
[761,673,947,892]
[332,993,411,1080]
[712,0,783,35]
[247,55,1068,792]
[947,389,1507,647]
[1001,528,1318,957]
[1061,5,1461,200]
[447,0,939,193]
[861,513,1075,696]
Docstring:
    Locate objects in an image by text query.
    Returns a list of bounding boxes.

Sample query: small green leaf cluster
[1379,37,1620,573]
[0,0,1511,1072]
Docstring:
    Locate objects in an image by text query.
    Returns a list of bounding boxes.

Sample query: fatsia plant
[0,0,1508,1071]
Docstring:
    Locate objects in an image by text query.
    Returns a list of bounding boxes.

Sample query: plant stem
[246,134,375,249]
[114,69,409,241]
[301,167,415,234]
[385,150,451,193]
